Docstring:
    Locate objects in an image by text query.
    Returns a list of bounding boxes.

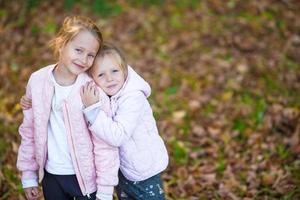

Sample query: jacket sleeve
[16,76,39,181]
[91,133,119,195]
[89,91,145,147]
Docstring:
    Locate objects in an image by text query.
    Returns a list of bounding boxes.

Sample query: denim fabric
[116,171,165,200]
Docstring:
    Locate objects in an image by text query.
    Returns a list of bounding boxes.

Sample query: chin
[106,91,115,96]
[72,68,86,75]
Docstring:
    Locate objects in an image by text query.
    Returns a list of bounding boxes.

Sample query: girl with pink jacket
[21,43,169,199]
[17,16,119,200]
[80,43,169,200]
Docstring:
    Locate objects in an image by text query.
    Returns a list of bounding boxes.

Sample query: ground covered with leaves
[1,0,300,199]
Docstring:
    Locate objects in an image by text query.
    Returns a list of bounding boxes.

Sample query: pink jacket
[89,66,169,181]
[16,64,119,196]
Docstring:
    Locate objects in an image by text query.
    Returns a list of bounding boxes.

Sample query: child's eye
[98,73,103,77]
[88,54,95,59]
[113,69,119,73]
[75,48,82,53]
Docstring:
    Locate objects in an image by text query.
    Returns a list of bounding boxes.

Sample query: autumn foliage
[1,0,300,199]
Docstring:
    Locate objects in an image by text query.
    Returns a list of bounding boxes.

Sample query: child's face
[58,30,99,76]
[92,55,125,96]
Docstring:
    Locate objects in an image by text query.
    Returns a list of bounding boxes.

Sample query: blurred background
[1,0,300,199]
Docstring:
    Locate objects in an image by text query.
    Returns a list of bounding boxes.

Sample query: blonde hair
[92,42,128,79]
[49,16,103,58]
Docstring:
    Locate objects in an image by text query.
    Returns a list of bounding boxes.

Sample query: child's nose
[80,54,88,65]
[106,74,113,81]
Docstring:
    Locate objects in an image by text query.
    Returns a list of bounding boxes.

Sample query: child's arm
[81,82,119,199]
[92,134,119,200]
[16,77,40,198]
[89,91,147,147]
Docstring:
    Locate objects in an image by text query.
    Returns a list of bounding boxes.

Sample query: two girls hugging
[17,16,168,200]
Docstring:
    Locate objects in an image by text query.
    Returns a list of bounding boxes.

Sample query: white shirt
[45,73,75,175]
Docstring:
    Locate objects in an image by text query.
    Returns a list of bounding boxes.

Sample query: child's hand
[80,81,100,108]
[24,187,40,200]
[20,95,32,110]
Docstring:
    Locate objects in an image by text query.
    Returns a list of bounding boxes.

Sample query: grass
[172,140,189,165]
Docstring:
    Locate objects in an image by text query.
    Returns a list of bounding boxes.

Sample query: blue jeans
[42,170,96,200]
[116,171,165,200]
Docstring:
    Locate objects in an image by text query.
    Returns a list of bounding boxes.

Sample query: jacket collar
[43,64,90,103]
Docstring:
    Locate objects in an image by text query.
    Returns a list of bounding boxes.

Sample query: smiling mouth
[107,84,117,89]
[74,63,85,69]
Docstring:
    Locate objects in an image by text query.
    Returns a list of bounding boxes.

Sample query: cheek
[84,66,92,73]
[120,75,125,83]
[93,78,103,87]
[66,49,76,59]
[87,59,94,67]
